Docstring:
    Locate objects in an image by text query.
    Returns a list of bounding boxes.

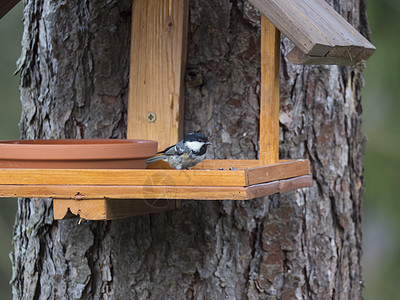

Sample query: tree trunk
[12,0,369,299]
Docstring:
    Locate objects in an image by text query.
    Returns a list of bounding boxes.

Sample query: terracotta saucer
[0,139,158,169]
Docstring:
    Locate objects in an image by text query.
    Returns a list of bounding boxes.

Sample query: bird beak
[206,142,212,145]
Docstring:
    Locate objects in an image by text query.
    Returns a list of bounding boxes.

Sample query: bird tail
[146,155,164,165]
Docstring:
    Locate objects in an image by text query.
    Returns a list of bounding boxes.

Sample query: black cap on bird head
[184,133,211,145]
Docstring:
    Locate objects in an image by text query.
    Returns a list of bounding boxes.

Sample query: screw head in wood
[146,112,156,123]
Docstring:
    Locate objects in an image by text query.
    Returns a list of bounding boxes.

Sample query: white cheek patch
[185,141,203,152]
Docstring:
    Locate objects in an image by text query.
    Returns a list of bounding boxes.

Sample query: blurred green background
[0,1,399,299]
[362,0,400,299]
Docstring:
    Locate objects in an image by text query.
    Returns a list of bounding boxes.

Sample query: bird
[146,133,211,170]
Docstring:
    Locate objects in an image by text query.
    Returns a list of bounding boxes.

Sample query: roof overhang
[249,0,376,65]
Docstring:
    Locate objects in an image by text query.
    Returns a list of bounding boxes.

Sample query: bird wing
[157,144,175,154]
[158,140,186,156]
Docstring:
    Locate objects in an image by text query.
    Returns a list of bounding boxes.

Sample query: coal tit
[146,133,211,170]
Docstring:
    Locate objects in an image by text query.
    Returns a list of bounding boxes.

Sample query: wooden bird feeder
[0,0,375,220]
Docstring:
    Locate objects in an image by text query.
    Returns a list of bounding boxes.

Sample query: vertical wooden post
[128,0,188,212]
[259,17,280,165]
[127,0,189,151]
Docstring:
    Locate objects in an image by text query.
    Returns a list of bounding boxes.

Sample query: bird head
[183,133,212,152]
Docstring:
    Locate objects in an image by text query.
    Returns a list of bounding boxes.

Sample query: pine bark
[12,0,369,299]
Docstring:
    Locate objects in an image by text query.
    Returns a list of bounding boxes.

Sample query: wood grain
[287,45,375,65]
[146,159,263,169]
[278,174,313,193]
[127,0,189,151]
[1,174,312,202]
[51,175,313,220]
[0,159,310,188]
[245,181,279,199]
[287,46,355,65]
[245,159,310,185]
[53,198,176,220]
[246,175,313,198]
[53,199,107,220]
[4,185,248,200]
[0,168,246,187]
[249,0,375,64]
[146,159,303,170]
[259,17,280,164]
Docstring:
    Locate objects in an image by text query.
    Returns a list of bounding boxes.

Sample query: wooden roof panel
[252,0,333,56]
[249,0,376,64]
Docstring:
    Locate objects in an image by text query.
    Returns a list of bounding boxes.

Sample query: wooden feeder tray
[0,0,377,220]
[0,159,312,220]
[0,159,311,200]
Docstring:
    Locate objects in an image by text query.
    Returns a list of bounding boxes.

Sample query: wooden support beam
[259,17,280,165]
[127,0,189,151]
[53,198,176,220]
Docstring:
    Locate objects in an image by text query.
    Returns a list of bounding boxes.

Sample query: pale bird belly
[166,153,205,170]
